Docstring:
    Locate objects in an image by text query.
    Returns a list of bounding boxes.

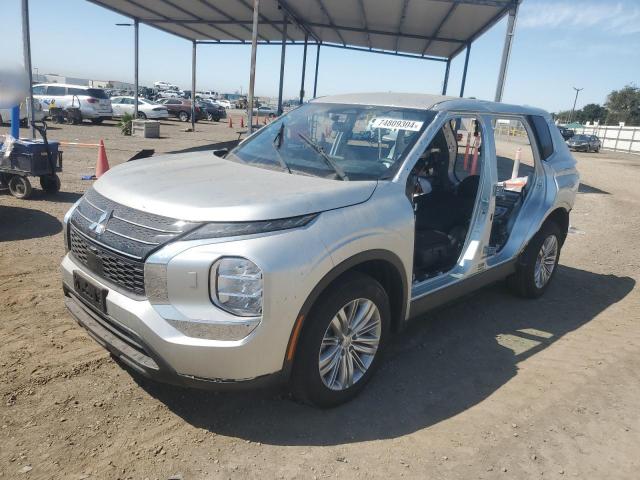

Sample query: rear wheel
[8,175,33,199]
[508,222,562,298]
[90,118,104,125]
[178,111,189,122]
[291,272,390,407]
[40,174,61,194]
[137,112,147,120]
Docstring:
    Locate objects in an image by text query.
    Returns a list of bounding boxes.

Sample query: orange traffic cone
[96,140,110,178]
[240,116,244,128]
[228,116,233,128]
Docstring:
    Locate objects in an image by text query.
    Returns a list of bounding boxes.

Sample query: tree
[605,85,640,125]
[579,103,608,124]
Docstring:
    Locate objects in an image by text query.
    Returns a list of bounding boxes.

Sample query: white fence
[573,125,640,154]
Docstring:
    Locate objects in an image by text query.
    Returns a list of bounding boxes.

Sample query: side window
[492,118,536,190]
[46,86,66,96]
[68,87,85,96]
[32,85,45,95]
[528,115,554,160]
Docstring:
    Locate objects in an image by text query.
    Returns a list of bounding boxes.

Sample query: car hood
[93,151,377,222]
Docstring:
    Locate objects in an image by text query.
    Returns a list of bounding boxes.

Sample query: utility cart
[0,123,62,199]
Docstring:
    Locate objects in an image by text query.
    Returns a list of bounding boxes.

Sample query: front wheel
[508,222,562,298]
[8,175,33,199]
[90,118,104,125]
[137,112,147,120]
[291,272,390,407]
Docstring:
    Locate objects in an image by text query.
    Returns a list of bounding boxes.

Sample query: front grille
[70,226,146,295]
[69,188,201,296]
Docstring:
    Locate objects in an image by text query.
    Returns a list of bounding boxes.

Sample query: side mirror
[212,148,228,158]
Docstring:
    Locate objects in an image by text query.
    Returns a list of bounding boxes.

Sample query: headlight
[183,214,317,241]
[210,257,263,317]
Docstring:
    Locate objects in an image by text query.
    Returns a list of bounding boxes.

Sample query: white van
[0,97,45,126]
[33,84,112,124]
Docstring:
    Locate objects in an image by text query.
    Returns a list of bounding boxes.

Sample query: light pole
[569,87,583,124]
[116,21,139,118]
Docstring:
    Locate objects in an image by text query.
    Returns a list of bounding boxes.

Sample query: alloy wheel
[318,298,382,391]
[534,235,558,289]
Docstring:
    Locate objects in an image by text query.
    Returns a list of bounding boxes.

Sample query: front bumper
[568,144,588,151]
[61,253,288,388]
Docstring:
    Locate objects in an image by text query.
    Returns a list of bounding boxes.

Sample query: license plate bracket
[73,271,108,313]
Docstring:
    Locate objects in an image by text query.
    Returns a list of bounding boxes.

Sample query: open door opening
[408,116,483,283]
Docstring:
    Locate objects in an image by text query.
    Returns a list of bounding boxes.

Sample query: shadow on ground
[134,265,634,446]
[0,204,62,242]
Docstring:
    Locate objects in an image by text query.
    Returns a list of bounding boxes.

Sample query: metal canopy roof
[88,0,517,60]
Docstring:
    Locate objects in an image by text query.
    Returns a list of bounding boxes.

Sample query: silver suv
[61,93,579,407]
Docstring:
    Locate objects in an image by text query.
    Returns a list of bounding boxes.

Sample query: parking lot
[1,119,639,479]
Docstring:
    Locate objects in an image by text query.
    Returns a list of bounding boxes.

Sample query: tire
[290,272,390,408]
[8,175,33,199]
[91,118,104,125]
[507,221,562,298]
[137,112,147,120]
[40,174,61,194]
[206,112,214,121]
[178,111,189,122]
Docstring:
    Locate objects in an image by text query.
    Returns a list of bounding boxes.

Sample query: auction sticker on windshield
[371,118,424,131]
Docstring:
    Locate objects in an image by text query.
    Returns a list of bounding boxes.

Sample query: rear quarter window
[86,89,108,99]
[528,115,554,160]
[68,87,87,96]
[46,86,66,96]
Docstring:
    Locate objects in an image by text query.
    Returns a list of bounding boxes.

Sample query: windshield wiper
[272,123,292,174]
[297,132,348,181]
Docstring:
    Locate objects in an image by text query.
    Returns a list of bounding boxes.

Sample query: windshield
[228,102,436,181]
[572,135,588,141]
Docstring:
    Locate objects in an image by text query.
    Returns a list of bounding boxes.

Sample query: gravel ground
[1,119,639,479]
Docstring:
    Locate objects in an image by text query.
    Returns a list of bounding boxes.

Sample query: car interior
[407,117,482,282]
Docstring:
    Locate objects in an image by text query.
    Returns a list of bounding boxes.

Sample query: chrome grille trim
[69,188,202,296]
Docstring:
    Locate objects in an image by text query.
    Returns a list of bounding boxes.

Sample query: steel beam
[134,18,139,118]
[300,34,308,105]
[236,0,288,41]
[191,40,196,132]
[494,3,518,102]
[247,0,259,133]
[395,0,410,53]
[278,0,321,43]
[277,13,288,116]
[422,3,457,56]
[315,0,346,45]
[21,0,35,138]
[198,0,269,41]
[357,0,372,49]
[313,44,320,98]
[127,0,216,40]
[460,43,471,97]
[442,59,451,95]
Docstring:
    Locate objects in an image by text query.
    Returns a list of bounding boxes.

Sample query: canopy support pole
[191,40,196,132]
[459,43,470,97]
[21,0,35,138]
[494,2,518,102]
[247,0,259,134]
[277,12,288,116]
[134,18,139,118]
[313,43,320,98]
[442,59,450,95]
[299,33,308,105]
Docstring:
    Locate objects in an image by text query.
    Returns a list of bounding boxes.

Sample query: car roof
[311,92,549,117]
[34,83,100,90]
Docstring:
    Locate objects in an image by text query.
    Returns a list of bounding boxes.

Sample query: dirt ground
[1,119,639,479]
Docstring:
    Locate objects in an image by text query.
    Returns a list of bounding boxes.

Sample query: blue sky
[2,0,639,112]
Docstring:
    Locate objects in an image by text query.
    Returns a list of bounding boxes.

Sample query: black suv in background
[557,126,575,140]
[197,100,227,122]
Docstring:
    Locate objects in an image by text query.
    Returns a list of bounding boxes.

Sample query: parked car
[110,96,169,120]
[252,105,278,117]
[156,90,181,100]
[197,100,226,121]
[32,84,112,124]
[557,126,574,140]
[566,134,600,152]
[199,90,218,100]
[156,98,203,122]
[0,97,45,126]
[60,93,578,407]
[215,99,232,109]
